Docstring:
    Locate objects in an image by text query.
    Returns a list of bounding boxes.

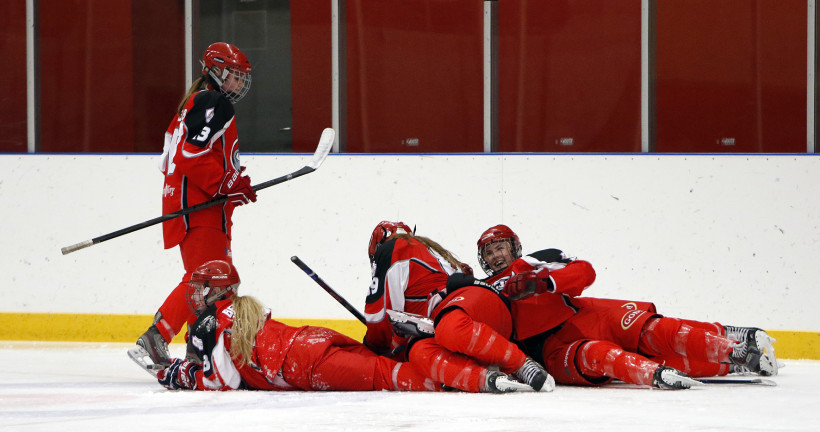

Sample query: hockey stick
[61,128,335,255]
[290,256,367,325]
[695,377,777,386]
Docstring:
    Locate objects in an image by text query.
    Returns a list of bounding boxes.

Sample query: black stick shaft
[290,256,367,325]
[61,127,334,256]
[60,167,313,255]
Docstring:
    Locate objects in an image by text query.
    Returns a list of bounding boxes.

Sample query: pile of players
[131,221,780,393]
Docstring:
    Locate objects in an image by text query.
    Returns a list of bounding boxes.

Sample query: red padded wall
[39,1,135,152]
[344,0,484,152]
[656,0,806,152]
[131,1,185,153]
[39,0,183,153]
[290,0,333,153]
[0,0,28,152]
[498,0,642,152]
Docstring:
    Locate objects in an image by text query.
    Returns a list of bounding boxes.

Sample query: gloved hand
[157,358,201,390]
[218,166,257,206]
[458,262,474,276]
[503,269,552,301]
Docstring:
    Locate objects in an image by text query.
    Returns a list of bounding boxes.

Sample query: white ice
[1,342,818,432]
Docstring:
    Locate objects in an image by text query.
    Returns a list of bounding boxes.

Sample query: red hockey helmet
[186,260,241,314]
[368,221,412,263]
[477,224,522,276]
[200,42,252,103]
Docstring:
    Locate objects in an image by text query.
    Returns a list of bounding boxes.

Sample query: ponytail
[390,233,466,272]
[176,76,210,115]
[229,296,267,368]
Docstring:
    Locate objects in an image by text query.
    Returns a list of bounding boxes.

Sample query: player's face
[482,241,514,272]
[222,73,245,93]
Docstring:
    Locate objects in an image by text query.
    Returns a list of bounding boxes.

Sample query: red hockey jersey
[485,249,596,340]
[188,300,304,391]
[363,237,458,354]
[158,90,242,249]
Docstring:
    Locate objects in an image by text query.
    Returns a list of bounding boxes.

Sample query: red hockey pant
[282,327,438,391]
[156,227,234,342]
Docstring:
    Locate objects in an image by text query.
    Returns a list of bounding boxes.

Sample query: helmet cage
[186,279,240,315]
[185,260,241,315]
[477,225,523,276]
[200,42,252,103]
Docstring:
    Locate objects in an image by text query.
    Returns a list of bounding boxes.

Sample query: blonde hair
[390,233,465,271]
[229,295,267,368]
[176,76,210,115]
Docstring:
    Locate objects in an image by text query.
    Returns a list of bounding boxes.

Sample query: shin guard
[435,309,527,374]
[577,340,660,386]
[639,317,733,363]
[408,338,487,393]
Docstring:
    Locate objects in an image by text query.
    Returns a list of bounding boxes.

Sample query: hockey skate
[128,324,171,377]
[652,366,702,390]
[725,325,779,376]
[483,370,537,393]
[513,357,555,392]
[386,310,435,339]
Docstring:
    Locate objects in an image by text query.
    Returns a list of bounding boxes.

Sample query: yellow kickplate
[0,313,815,360]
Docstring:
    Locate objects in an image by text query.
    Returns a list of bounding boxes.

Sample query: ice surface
[1,342,818,432]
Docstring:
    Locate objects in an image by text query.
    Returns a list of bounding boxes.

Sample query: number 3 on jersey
[193,126,211,142]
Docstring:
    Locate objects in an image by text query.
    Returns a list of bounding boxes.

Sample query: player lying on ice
[389,223,780,390]
[478,224,780,389]
[364,221,554,393]
[153,260,440,392]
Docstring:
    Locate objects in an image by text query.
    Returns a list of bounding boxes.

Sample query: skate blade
[539,374,556,392]
[755,332,779,376]
[127,346,164,378]
[386,310,435,337]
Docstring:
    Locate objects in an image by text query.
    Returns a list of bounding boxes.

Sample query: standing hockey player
[129,42,257,371]
[475,224,779,389]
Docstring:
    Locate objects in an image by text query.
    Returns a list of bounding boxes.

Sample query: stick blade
[697,377,777,386]
[307,128,335,170]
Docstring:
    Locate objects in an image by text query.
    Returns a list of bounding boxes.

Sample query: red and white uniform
[485,249,596,340]
[490,249,731,385]
[187,300,439,392]
[159,89,242,249]
[152,89,243,340]
[363,237,458,355]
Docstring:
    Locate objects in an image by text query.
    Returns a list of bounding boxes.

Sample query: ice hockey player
[155,261,440,392]
[129,42,257,372]
[366,221,553,393]
[475,224,779,389]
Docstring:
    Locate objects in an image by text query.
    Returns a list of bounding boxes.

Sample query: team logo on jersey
[205,107,215,124]
[447,296,466,305]
[621,309,646,330]
[621,302,638,311]
[191,335,204,351]
[162,184,175,197]
[231,148,241,169]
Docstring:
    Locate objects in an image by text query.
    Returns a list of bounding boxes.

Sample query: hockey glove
[218,166,257,206]
[157,358,201,390]
[503,269,554,301]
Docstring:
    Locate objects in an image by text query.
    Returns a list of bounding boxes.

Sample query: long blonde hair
[229,295,267,368]
[176,75,210,115]
[390,233,465,271]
